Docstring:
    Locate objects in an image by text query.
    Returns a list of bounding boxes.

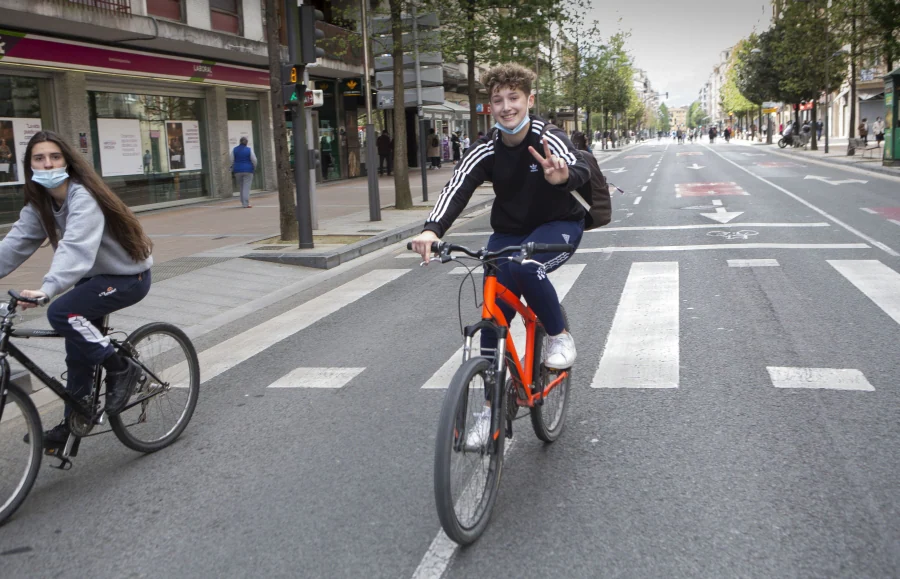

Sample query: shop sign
[165,121,203,172]
[342,79,361,96]
[0,29,268,89]
[0,117,42,186]
[305,90,324,107]
[476,103,492,115]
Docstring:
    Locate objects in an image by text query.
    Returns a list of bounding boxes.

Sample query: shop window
[146,0,183,21]
[210,0,242,35]
[88,92,210,208]
[0,75,53,225]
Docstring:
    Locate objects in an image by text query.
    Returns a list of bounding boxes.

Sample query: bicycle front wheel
[0,382,42,526]
[109,322,199,453]
[530,305,572,443]
[434,356,505,545]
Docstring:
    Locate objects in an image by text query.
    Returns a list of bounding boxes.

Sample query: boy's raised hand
[528,138,569,185]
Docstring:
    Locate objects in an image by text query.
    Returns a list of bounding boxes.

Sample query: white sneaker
[544,332,576,369]
[465,406,492,449]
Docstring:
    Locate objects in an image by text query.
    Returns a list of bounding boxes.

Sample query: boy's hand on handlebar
[410,231,440,264]
[19,289,47,309]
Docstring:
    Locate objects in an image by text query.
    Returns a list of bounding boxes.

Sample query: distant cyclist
[0,131,153,448]
[410,63,589,372]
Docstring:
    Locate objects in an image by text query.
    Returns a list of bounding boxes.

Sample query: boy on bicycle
[410,63,589,371]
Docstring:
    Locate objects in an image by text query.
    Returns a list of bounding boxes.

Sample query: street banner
[96,118,143,177]
[227,120,254,151]
[0,117,41,186]
[166,121,203,172]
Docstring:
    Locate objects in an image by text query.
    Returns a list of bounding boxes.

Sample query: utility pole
[360,0,381,220]
[412,3,427,202]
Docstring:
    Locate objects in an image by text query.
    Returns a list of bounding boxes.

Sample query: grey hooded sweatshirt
[0,181,153,299]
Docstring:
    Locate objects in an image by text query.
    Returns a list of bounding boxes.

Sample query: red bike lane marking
[675,182,750,197]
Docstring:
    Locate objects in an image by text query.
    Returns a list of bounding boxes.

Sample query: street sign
[373,53,443,71]
[376,86,444,108]
[305,89,324,108]
[762,107,778,114]
[372,30,440,57]
[370,12,439,35]
[375,67,443,89]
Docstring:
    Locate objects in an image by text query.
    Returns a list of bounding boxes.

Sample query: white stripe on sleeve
[427,143,494,224]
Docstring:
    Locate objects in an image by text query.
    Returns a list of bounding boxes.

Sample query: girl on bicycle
[0,130,153,447]
[410,63,589,371]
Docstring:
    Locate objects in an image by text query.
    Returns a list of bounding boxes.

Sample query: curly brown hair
[481,63,536,97]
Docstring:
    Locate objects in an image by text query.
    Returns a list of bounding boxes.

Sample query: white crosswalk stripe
[828,260,900,325]
[766,367,874,391]
[267,367,366,389]
[592,262,680,388]
[421,264,586,389]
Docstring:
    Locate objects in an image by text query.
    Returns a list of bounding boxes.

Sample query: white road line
[187,269,408,385]
[728,259,780,267]
[410,438,517,579]
[449,223,831,237]
[634,196,642,205]
[889,219,900,228]
[422,264,585,389]
[767,367,874,391]
[266,367,366,388]
[712,200,723,206]
[579,243,869,253]
[646,178,652,183]
[449,266,484,275]
[640,186,648,192]
[395,254,421,258]
[828,260,900,325]
[702,144,899,256]
[592,262,679,388]
[860,208,878,214]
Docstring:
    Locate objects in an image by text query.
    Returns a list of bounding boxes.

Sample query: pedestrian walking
[873,117,885,145]
[858,118,868,144]
[462,133,470,153]
[230,136,256,208]
[609,129,617,149]
[427,128,441,169]
[143,150,152,174]
[451,132,461,164]
[376,129,392,176]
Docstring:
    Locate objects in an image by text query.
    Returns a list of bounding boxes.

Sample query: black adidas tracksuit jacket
[424,116,590,238]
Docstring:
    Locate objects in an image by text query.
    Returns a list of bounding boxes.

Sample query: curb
[242,197,494,269]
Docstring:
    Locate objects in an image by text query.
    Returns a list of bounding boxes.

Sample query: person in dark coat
[376,130,392,176]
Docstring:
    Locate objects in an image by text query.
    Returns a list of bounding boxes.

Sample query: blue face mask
[494,115,531,135]
[31,166,69,189]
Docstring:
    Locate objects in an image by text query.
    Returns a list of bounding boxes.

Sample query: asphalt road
[2,138,900,578]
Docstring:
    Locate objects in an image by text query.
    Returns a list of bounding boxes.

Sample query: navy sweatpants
[480,219,584,354]
[47,271,151,415]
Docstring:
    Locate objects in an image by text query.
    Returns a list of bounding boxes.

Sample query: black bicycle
[0,290,200,525]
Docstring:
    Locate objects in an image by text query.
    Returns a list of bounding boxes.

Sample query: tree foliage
[658,102,670,133]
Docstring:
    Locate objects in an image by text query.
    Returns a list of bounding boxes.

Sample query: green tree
[864,0,900,71]
[658,102,671,133]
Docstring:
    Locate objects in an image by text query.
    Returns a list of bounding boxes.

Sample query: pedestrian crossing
[184,258,900,394]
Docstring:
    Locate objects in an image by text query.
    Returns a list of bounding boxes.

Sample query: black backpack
[539,124,611,230]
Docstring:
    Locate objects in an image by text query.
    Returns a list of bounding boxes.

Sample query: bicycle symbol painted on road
[707,230,759,241]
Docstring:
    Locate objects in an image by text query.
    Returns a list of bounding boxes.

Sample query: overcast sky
[586,0,773,108]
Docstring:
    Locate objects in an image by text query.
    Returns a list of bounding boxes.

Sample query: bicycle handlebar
[406,241,574,259]
[8,290,49,306]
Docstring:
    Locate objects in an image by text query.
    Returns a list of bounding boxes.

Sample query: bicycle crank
[67,412,94,438]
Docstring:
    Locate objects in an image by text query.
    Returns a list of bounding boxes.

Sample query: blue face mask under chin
[494,115,531,135]
[31,166,69,189]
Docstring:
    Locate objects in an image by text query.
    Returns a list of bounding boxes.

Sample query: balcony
[64,0,131,14]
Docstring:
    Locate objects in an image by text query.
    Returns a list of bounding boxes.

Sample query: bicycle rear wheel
[109,322,199,453]
[530,305,572,443]
[434,356,505,545]
[0,382,42,526]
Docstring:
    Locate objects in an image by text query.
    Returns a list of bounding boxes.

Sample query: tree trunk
[390,0,412,208]
[847,0,857,154]
[758,105,763,142]
[466,0,478,141]
[264,0,297,241]
[811,101,818,150]
[572,48,579,132]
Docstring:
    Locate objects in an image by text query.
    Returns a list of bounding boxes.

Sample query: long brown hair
[23,131,152,262]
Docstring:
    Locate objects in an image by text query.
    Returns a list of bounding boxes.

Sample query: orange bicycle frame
[479,275,568,408]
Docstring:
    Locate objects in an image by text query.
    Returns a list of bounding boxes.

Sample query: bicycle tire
[109,322,199,453]
[0,382,42,526]
[530,305,572,443]
[434,356,505,545]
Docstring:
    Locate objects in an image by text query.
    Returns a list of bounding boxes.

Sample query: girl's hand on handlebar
[410,231,440,264]
[19,289,47,310]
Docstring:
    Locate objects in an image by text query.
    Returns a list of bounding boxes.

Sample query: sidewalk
[4,163,493,403]
[732,136,900,178]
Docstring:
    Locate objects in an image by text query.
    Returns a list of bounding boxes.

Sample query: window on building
[146,0,183,21]
[210,0,242,35]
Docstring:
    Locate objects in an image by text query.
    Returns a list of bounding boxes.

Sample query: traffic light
[299,5,325,64]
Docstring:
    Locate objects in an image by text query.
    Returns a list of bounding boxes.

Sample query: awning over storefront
[422,101,471,120]
[858,89,885,101]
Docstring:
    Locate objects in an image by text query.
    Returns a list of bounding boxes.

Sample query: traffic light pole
[285,0,314,248]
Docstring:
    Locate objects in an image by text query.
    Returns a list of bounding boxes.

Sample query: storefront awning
[422,101,471,120]
[858,89,884,101]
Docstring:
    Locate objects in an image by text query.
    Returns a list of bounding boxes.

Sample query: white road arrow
[700,207,744,224]
[742,153,766,157]
[606,167,628,174]
[686,163,704,170]
[804,175,868,185]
